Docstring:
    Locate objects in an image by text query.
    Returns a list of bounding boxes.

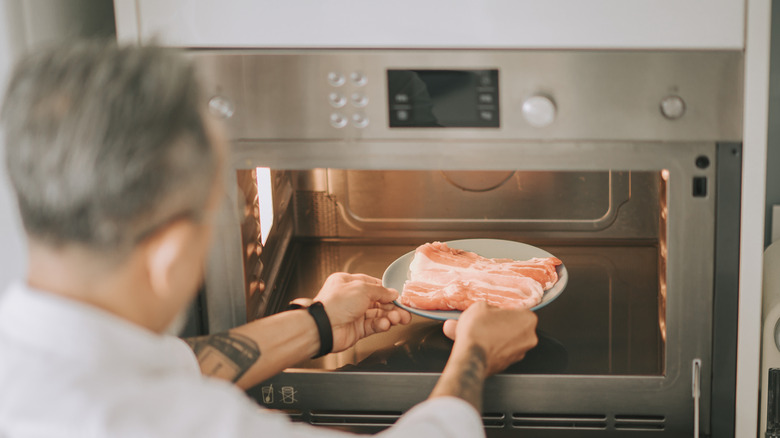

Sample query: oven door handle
[692,358,702,437]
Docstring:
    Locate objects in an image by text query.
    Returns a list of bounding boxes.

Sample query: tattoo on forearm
[184,332,261,383]
[453,345,488,413]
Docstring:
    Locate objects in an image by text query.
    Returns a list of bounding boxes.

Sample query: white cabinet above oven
[113,0,745,50]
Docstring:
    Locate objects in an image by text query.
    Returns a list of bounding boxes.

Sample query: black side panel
[711,142,742,437]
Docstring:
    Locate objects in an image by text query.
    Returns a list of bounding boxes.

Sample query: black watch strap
[307,301,333,358]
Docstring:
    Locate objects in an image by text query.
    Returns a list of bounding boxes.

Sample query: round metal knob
[660,95,686,120]
[208,96,235,119]
[521,95,556,128]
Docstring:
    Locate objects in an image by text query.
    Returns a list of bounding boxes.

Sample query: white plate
[382,239,568,321]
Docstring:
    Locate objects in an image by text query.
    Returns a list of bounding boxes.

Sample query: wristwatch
[286,300,333,358]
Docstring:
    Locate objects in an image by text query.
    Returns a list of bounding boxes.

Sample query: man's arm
[429,343,488,412]
[183,333,262,383]
[428,302,539,413]
[183,308,319,389]
[184,273,411,390]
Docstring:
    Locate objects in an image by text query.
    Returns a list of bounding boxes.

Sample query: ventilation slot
[614,414,666,431]
[309,410,402,427]
[482,413,506,429]
[512,413,607,430]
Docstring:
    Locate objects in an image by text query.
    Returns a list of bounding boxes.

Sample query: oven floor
[265,239,663,376]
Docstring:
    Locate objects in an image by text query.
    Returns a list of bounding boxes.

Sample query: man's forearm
[183,332,261,383]
[183,309,320,390]
[429,343,488,413]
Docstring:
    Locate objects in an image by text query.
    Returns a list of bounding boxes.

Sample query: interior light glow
[255,167,274,246]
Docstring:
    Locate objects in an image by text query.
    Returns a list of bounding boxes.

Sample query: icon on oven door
[261,384,274,404]
[280,386,298,404]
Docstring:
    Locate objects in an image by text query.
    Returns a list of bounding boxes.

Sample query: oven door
[201,140,740,437]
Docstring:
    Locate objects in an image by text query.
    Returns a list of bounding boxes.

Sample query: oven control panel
[194,50,741,142]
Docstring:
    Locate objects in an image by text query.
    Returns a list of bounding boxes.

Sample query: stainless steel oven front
[191,50,743,437]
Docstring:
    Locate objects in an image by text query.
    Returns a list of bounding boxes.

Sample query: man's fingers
[376,302,397,311]
[348,273,383,286]
[365,308,382,319]
[365,308,393,321]
[365,307,411,326]
[386,309,401,325]
[330,273,404,305]
[360,283,400,304]
[387,308,412,325]
[365,316,391,335]
[376,302,411,324]
[442,319,458,340]
[375,317,390,332]
[402,309,412,324]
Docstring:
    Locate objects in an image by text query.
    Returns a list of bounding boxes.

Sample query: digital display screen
[387,69,499,128]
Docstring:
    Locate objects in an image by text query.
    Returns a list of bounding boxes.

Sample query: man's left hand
[312,273,412,352]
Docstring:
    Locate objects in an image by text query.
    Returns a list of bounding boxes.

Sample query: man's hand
[444,301,538,376]
[313,273,412,352]
[429,302,538,413]
[189,272,410,390]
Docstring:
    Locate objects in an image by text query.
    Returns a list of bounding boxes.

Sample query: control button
[396,110,409,121]
[478,94,494,104]
[479,111,494,121]
[328,92,346,108]
[394,93,409,103]
[208,96,235,119]
[351,71,367,86]
[352,113,369,128]
[660,95,686,120]
[521,95,556,128]
[351,92,368,108]
[479,75,493,86]
[329,113,347,128]
[327,72,345,87]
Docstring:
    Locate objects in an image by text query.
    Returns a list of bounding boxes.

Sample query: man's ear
[144,220,196,299]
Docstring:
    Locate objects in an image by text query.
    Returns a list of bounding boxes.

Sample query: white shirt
[0,282,483,438]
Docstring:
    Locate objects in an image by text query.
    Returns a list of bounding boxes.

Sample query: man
[0,41,538,437]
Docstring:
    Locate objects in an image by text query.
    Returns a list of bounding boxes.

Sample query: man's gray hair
[0,40,218,258]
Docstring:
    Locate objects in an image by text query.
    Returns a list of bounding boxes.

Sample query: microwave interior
[241,168,666,378]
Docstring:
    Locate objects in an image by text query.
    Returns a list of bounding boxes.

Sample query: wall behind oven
[0,3,23,290]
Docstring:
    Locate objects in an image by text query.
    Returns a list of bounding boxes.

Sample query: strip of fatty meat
[399,242,562,311]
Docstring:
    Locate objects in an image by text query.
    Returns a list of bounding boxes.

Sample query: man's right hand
[443,302,538,376]
[429,302,538,413]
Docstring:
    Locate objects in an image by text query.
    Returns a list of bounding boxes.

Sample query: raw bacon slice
[399,242,562,311]
[410,242,561,290]
[401,278,544,311]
